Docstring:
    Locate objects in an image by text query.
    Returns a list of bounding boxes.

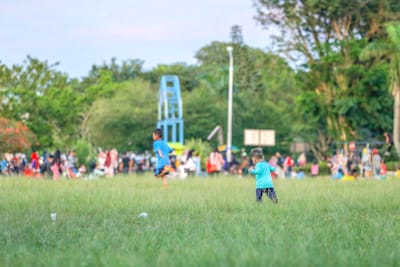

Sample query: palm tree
[361,22,400,155]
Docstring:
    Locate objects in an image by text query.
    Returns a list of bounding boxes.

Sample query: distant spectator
[347,151,360,176]
[283,155,294,178]
[372,148,381,176]
[311,160,319,177]
[78,165,86,177]
[183,149,196,176]
[395,167,400,178]
[104,150,114,177]
[121,152,131,174]
[54,149,63,175]
[239,153,250,176]
[66,150,78,178]
[169,150,177,172]
[193,152,201,176]
[50,155,61,180]
[275,152,284,169]
[111,148,118,174]
[272,152,284,178]
[208,148,224,176]
[31,150,39,171]
[384,132,393,155]
[11,154,20,175]
[297,152,307,166]
[361,145,372,177]
[380,159,387,176]
[229,153,240,174]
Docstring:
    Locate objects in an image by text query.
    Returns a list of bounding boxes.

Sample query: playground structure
[157,75,184,144]
[207,125,224,145]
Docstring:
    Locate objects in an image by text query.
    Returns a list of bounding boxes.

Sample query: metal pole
[226,46,233,164]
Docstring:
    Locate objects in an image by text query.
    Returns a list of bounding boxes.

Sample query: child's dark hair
[250,147,264,159]
[153,128,163,138]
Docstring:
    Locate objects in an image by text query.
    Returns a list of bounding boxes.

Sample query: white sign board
[290,141,309,153]
[244,129,275,146]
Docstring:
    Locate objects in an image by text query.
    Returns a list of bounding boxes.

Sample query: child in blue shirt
[153,128,173,188]
[250,148,278,203]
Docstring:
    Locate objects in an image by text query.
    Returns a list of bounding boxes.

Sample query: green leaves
[255,0,398,155]
[85,79,157,152]
[1,9,399,159]
[0,57,74,148]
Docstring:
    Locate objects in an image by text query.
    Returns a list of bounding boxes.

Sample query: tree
[143,63,200,92]
[37,85,82,147]
[0,56,78,148]
[83,58,144,84]
[193,39,299,152]
[361,22,400,154]
[195,40,264,95]
[0,117,35,152]
[77,69,124,141]
[254,0,400,156]
[182,86,226,146]
[85,79,158,152]
[229,25,263,93]
[234,52,299,154]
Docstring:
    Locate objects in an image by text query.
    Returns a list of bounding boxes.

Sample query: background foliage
[1,1,400,160]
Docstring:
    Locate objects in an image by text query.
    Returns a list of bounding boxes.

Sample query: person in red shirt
[31,150,39,171]
[380,159,387,175]
[208,148,225,175]
[283,155,294,178]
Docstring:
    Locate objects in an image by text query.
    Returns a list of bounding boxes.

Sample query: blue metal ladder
[156,75,184,144]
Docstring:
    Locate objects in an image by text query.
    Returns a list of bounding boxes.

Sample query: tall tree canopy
[0,56,79,148]
[254,0,400,157]
[194,39,299,152]
[85,79,157,152]
[361,22,400,154]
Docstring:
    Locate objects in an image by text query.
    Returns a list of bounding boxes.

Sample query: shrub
[75,139,93,167]
[0,117,36,152]
[185,138,212,170]
[385,161,399,171]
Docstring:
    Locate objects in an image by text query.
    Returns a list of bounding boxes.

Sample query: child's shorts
[154,166,172,177]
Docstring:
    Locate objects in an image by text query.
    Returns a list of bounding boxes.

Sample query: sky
[0,0,272,78]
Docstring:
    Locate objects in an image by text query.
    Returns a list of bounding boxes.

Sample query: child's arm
[160,143,174,158]
[158,149,163,158]
[250,163,260,175]
[269,163,276,172]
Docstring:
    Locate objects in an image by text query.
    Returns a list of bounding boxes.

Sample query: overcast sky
[0,0,272,78]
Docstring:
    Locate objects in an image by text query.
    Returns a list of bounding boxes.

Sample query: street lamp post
[226,46,233,164]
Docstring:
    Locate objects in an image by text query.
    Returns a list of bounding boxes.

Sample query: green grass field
[1,175,399,267]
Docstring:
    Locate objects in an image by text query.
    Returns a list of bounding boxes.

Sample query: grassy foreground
[0,175,399,267]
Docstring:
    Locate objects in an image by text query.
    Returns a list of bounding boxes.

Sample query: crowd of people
[0,149,151,180]
[0,131,396,181]
[327,146,387,180]
[0,146,299,180]
[206,143,395,181]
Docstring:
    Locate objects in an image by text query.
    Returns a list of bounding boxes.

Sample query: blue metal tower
[157,75,184,144]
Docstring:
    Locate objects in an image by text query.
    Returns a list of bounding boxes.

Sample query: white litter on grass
[50,212,57,222]
[138,212,148,218]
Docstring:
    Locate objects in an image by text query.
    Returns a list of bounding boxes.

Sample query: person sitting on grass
[249,147,278,203]
[311,160,319,177]
[342,168,358,181]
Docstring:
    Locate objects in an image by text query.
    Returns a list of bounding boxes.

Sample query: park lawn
[0,175,399,267]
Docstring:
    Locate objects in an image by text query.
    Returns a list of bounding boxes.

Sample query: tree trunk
[393,86,400,155]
